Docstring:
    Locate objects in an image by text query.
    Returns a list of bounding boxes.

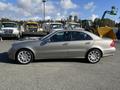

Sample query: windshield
[26,24,38,28]
[2,23,17,28]
[51,24,63,29]
[70,24,81,28]
[40,31,56,41]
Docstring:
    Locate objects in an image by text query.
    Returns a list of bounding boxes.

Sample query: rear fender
[85,46,103,57]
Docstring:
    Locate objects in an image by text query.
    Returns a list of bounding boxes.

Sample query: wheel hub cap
[17,51,31,64]
[88,50,101,63]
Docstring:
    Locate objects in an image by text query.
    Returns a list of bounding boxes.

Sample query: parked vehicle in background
[8,30,116,64]
[22,22,43,36]
[66,22,83,30]
[43,22,64,33]
[0,22,21,38]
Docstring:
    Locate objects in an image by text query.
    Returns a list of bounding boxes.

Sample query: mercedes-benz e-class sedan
[8,30,116,64]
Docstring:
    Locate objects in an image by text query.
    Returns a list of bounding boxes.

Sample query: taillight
[110,40,116,47]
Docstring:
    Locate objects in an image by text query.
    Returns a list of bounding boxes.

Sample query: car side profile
[8,30,116,64]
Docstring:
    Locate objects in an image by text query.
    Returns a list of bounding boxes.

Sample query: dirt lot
[0,40,120,90]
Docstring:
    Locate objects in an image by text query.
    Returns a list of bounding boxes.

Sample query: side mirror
[40,39,50,46]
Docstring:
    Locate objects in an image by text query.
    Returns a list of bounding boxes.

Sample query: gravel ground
[0,40,120,90]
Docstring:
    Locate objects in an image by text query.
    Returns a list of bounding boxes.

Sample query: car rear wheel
[86,49,102,64]
[16,49,33,64]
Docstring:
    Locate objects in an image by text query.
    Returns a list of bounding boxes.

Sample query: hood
[13,36,42,46]
[12,39,41,47]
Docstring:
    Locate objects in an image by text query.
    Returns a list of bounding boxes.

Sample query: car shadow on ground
[0,52,89,64]
[33,58,89,64]
[0,52,17,64]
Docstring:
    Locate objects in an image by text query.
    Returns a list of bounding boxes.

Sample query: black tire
[86,49,102,64]
[16,49,33,64]
[17,34,21,40]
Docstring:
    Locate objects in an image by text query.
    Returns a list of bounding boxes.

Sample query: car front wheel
[86,49,102,64]
[16,49,33,64]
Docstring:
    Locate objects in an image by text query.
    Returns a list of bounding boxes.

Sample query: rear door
[67,31,94,58]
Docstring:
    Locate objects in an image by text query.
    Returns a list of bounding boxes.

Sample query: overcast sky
[0,0,120,22]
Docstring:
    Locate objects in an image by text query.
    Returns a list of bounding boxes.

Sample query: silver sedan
[8,30,116,64]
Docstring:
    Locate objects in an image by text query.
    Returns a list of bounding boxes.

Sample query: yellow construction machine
[83,6,117,40]
[97,26,116,39]
[97,6,117,40]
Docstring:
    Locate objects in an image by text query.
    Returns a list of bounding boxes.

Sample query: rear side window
[71,31,92,41]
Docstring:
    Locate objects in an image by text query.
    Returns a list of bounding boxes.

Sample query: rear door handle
[62,43,68,46]
[85,42,91,44]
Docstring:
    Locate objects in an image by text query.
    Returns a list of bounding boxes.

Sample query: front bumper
[8,47,16,60]
[0,33,19,38]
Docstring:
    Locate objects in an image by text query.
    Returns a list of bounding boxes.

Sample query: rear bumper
[103,47,116,57]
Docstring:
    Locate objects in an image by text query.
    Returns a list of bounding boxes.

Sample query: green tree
[94,18,101,27]
[1,18,11,22]
[94,18,115,27]
[101,18,115,27]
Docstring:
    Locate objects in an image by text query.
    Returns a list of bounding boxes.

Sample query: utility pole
[42,0,47,21]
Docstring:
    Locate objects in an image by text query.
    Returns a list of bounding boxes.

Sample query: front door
[37,31,71,59]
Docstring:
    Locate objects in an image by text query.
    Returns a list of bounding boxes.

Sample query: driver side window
[50,31,71,42]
